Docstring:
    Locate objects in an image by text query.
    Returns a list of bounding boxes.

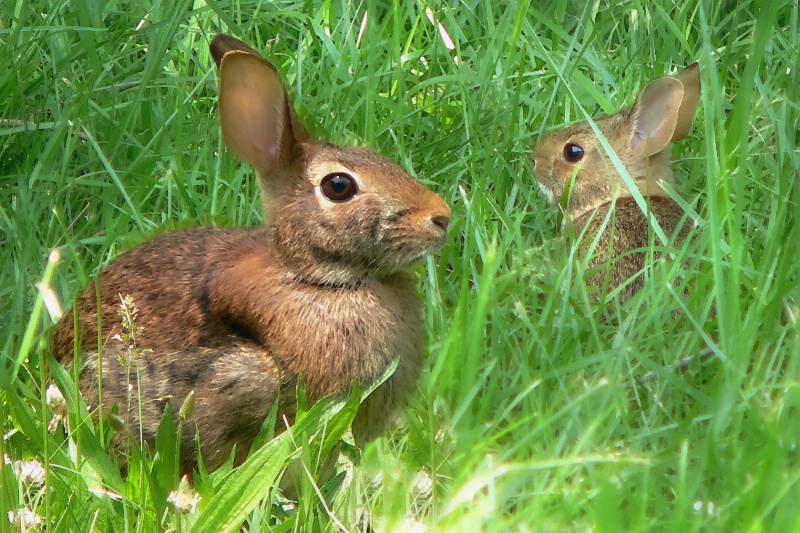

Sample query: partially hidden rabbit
[530,63,701,301]
[51,34,451,472]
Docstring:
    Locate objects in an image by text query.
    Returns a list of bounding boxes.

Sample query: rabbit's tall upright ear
[628,76,685,157]
[212,36,309,173]
[671,63,701,142]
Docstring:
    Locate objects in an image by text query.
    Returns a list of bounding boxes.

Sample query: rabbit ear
[671,63,701,142]
[210,34,262,64]
[629,76,684,156]
[213,36,309,172]
[211,35,310,144]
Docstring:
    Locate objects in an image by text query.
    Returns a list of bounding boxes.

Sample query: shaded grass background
[1,0,799,530]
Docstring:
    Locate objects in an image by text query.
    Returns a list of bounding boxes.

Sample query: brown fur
[52,35,450,472]
[531,64,701,300]
[80,341,296,470]
[572,196,693,301]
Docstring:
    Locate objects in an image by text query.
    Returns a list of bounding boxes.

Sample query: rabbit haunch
[51,34,450,470]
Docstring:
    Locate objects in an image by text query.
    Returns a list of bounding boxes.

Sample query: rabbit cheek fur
[531,64,700,299]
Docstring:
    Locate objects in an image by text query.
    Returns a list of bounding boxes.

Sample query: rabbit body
[572,196,693,299]
[52,35,450,471]
[55,227,422,469]
[531,64,700,300]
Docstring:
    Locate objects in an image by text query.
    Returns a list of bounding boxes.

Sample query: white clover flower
[413,470,433,498]
[45,384,64,407]
[11,459,46,486]
[692,500,718,517]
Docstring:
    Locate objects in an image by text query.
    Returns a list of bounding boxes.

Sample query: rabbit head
[210,35,451,287]
[531,63,700,221]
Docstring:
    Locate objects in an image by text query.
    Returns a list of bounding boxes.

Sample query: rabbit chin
[378,246,442,276]
[291,247,437,287]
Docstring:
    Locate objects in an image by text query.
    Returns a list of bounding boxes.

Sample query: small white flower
[414,471,433,497]
[45,384,67,434]
[167,476,201,515]
[45,384,65,408]
[398,518,428,533]
[12,459,46,486]
[8,507,43,528]
[692,500,718,516]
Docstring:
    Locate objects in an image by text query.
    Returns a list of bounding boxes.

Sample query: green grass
[2,0,799,530]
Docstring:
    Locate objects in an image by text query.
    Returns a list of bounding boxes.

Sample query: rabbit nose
[431,214,450,232]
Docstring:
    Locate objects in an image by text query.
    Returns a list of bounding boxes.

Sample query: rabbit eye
[563,143,585,163]
[320,173,358,202]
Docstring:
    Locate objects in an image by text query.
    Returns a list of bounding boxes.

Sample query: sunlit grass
[2,0,798,530]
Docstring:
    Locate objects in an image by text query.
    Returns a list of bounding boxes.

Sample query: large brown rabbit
[531,64,701,301]
[52,35,451,471]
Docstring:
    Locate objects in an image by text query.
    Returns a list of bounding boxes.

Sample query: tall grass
[1,0,798,530]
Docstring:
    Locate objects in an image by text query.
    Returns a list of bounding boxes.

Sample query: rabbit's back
[573,196,692,300]
[52,227,267,364]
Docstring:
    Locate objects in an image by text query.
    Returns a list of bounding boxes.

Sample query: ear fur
[629,77,684,156]
[671,62,701,142]
[627,63,702,156]
[211,34,310,173]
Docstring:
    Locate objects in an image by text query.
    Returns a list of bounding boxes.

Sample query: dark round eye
[563,143,585,163]
[320,172,358,202]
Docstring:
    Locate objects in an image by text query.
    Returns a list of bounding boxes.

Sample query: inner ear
[219,52,290,171]
[219,52,318,176]
[630,77,684,156]
[672,62,702,142]
[209,34,310,155]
